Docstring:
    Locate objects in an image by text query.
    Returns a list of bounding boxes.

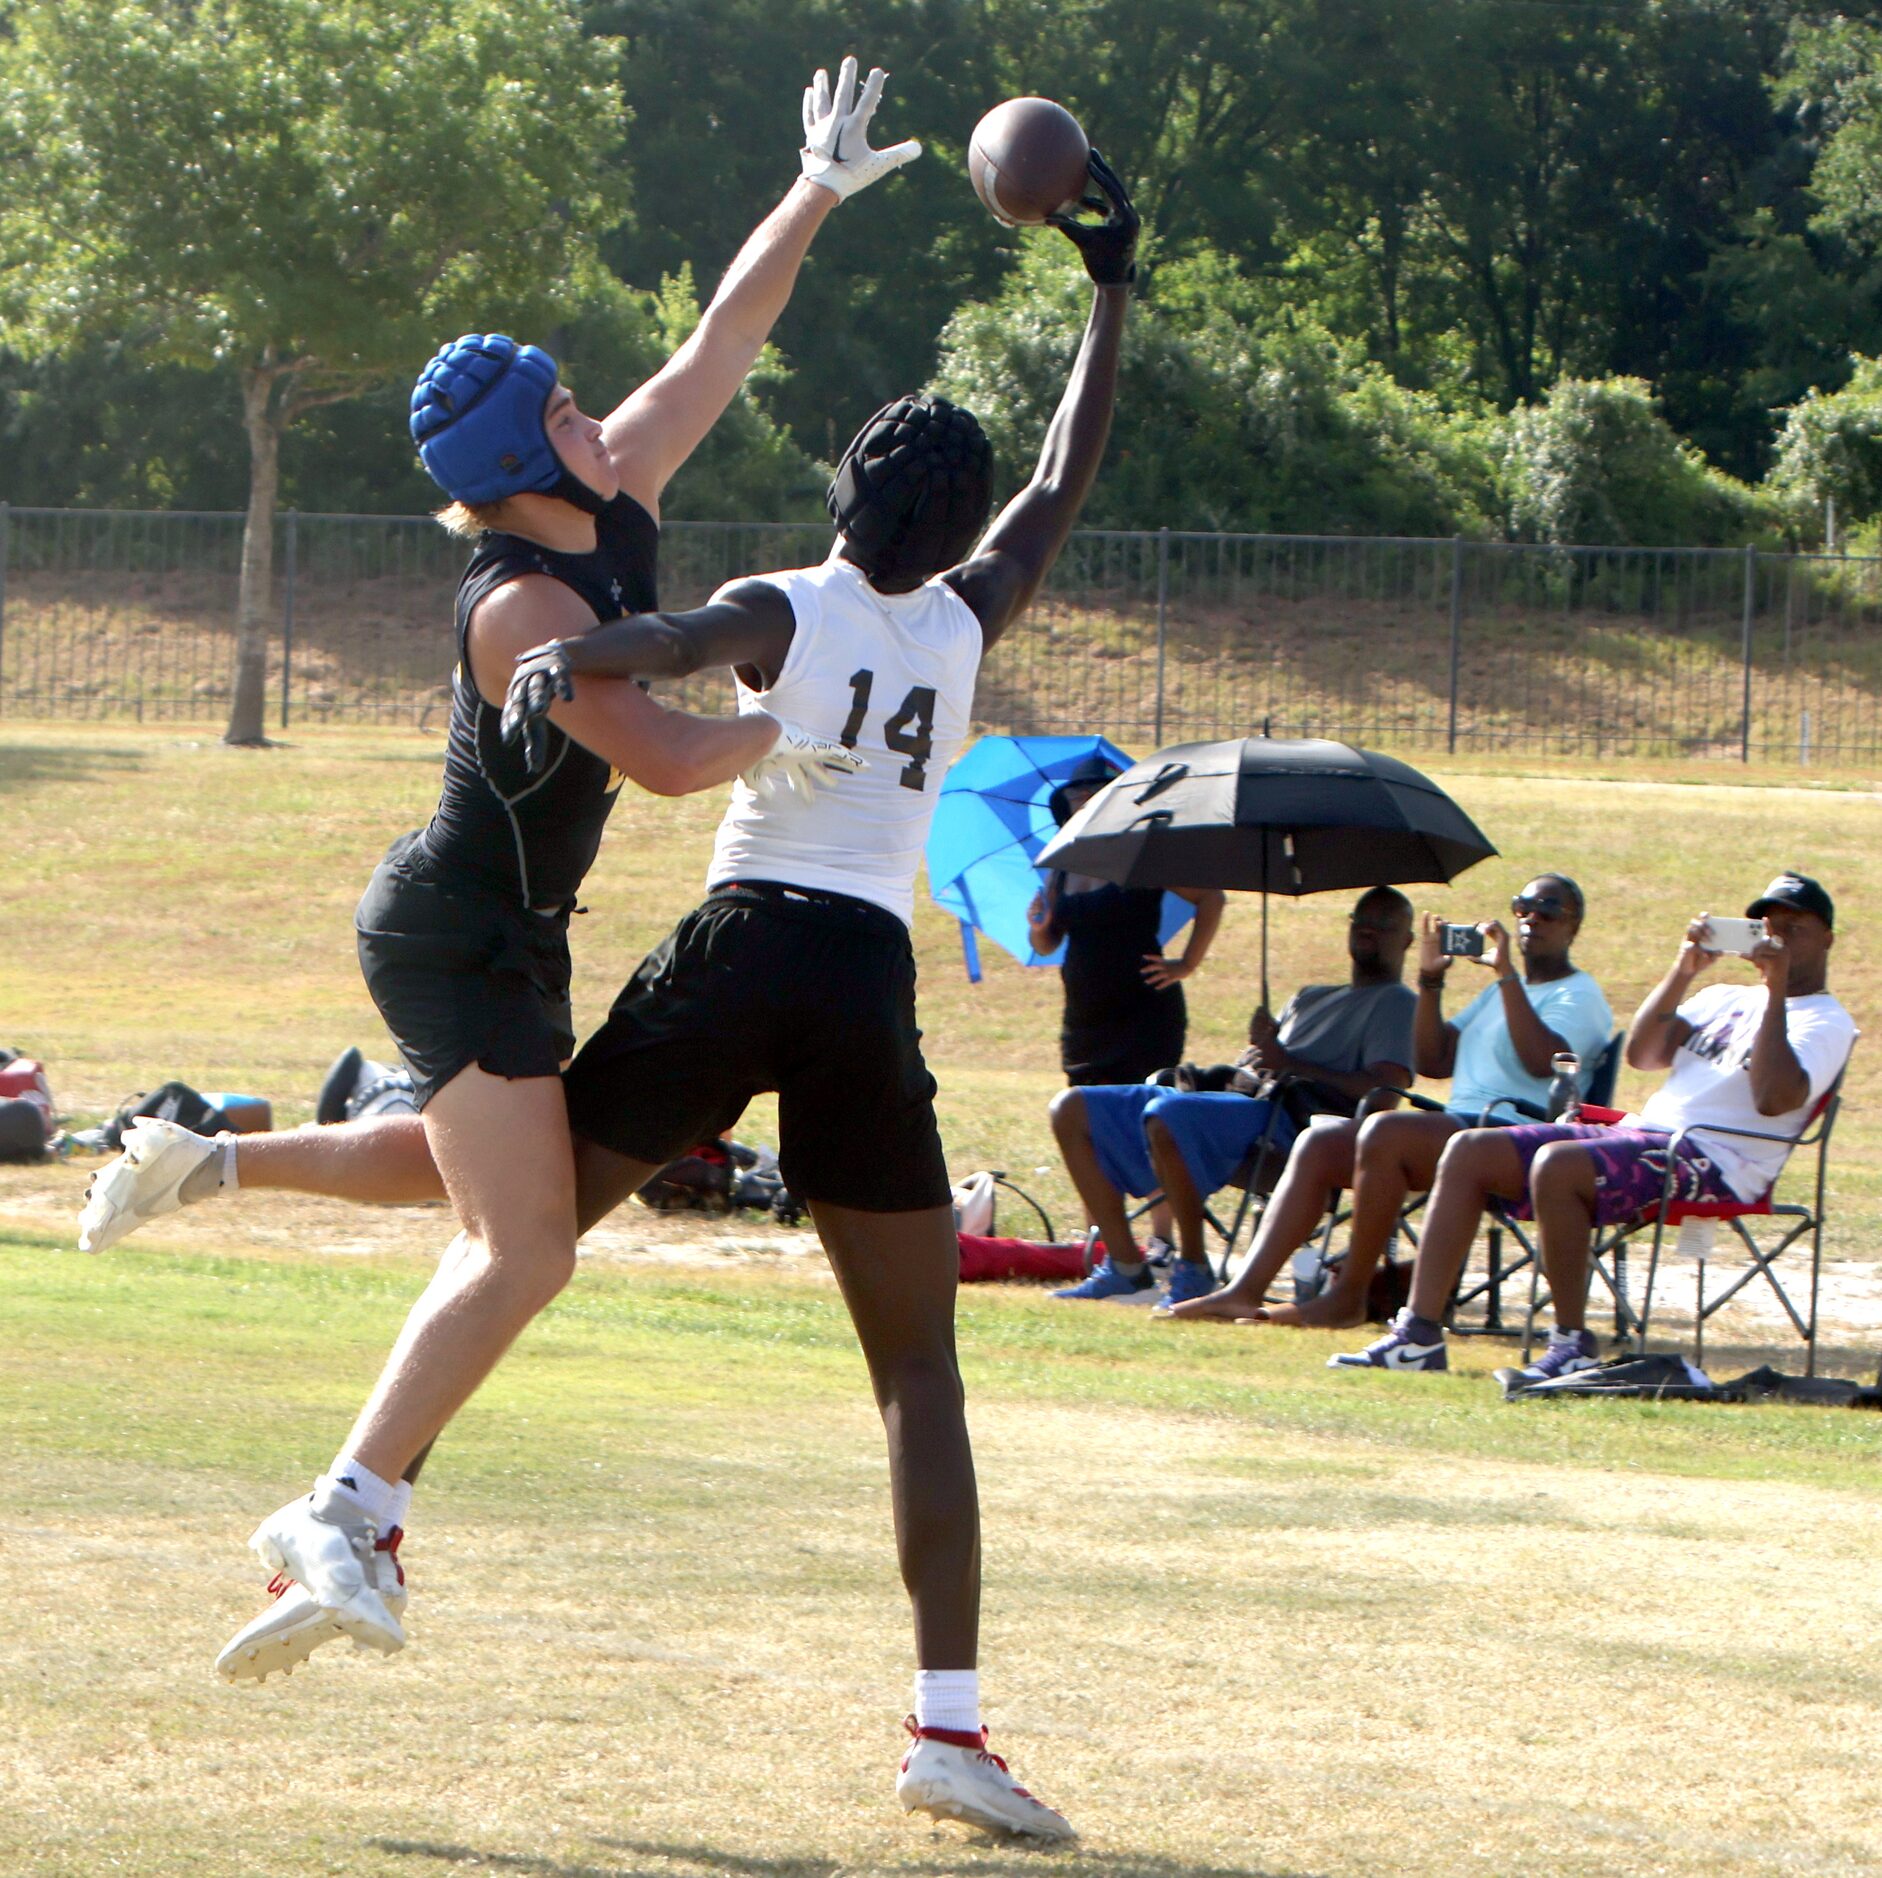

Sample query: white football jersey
[707,553,983,926]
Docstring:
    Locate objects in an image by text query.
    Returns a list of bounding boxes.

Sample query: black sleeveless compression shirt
[417,491,659,909]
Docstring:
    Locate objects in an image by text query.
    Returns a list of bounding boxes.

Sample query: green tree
[0,0,627,742]
[1767,356,1882,542]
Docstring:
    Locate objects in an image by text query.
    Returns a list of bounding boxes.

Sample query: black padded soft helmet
[826,394,995,586]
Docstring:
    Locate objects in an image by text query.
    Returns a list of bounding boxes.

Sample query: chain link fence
[3,505,1879,762]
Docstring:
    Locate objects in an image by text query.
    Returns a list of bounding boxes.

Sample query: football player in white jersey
[493,150,1140,1839]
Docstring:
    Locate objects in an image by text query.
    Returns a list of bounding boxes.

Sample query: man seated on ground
[1331,871,1857,1378]
[1048,887,1417,1307]
[1162,872,1612,1331]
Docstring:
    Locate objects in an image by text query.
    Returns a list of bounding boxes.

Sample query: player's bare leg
[243,1068,582,1658]
[810,1199,1071,1839]
[220,1125,660,1682]
[79,1110,445,1253]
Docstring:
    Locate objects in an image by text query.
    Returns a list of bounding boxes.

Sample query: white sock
[914,1669,981,1735]
[323,1455,401,1530]
[221,1136,240,1191]
[389,1479,414,1531]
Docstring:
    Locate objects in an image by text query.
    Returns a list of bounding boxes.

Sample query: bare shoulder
[941,548,1026,645]
[466,575,597,706]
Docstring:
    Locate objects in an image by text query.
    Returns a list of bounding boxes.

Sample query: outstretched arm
[605,58,920,516]
[944,151,1138,649]
[468,580,782,795]
[496,578,801,772]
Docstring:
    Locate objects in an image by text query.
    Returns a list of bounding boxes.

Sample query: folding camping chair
[1518,1073,1846,1376]
[1325,1036,1624,1335]
[1449,1034,1624,1337]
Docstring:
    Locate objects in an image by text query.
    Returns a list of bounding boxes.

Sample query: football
[967,97,1091,228]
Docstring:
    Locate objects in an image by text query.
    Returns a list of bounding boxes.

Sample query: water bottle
[1546,1051,1581,1122]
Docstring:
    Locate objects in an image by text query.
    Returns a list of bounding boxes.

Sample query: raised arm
[1626,919,1711,1071]
[944,151,1138,648]
[1413,913,1460,1078]
[605,57,920,516]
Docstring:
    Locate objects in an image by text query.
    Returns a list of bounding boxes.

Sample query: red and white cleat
[896,1717,1075,1840]
[216,1526,407,1683]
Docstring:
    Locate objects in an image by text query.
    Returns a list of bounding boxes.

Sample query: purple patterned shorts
[1498,1122,1736,1224]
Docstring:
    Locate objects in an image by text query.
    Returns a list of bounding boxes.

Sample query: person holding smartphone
[1164,872,1610,1337]
[1345,871,1855,1383]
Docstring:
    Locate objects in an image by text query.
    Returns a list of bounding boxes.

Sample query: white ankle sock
[914,1669,981,1734]
[221,1136,240,1191]
[389,1480,414,1531]
[323,1455,401,1530]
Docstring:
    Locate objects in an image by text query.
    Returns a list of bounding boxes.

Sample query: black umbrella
[1035,736,1498,1006]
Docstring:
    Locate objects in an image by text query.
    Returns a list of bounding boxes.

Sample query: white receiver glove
[742,713,867,803]
[800,55,922,201]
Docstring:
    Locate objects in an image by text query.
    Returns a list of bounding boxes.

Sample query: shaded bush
[934,246,1500,537]
[1500,377,1774,548]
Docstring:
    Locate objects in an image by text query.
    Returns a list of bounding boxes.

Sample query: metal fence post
[0,502,9,718]
[1153,525,1170,746]
[281,509,298,730]
[1740,542,1756,764]
[1446,534,1463,754]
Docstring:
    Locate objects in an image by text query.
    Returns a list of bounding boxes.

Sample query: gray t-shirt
[1277,982,1417,1086]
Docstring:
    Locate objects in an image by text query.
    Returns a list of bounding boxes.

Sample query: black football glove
[1047,147,1139,288]
[500,641,576,774]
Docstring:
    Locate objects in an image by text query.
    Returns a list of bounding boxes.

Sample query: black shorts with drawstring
[354,832,575,1110]
[563,881,951,1213]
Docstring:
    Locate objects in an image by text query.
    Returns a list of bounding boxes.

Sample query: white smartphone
[1700,915,1767,957]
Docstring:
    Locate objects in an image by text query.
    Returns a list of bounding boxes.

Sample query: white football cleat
[217,1526,407,1683]
[897,1718,1075,1840]
[77,1117,223,1252]
[244,1480,405,1658]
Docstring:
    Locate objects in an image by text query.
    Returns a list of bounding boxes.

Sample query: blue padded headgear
[410,333,561,505]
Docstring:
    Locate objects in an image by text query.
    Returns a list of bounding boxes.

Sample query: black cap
[1746,872,1834,929]
[1048,753,1123,828]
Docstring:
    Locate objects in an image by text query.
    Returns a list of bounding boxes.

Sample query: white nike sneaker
[244,1480,405,1657]
[217,1526,407,1683]
[77,1117,224,1252]
[896,1718,1075,1840]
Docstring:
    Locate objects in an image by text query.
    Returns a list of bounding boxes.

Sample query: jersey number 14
[839,669,936,792]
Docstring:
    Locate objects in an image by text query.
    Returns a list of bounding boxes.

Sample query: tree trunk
[225,359,283,746]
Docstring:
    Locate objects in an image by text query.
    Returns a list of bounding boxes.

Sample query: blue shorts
[1081,1085,1299,1199]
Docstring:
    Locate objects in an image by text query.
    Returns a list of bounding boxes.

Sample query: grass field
[2,724,1881,1877]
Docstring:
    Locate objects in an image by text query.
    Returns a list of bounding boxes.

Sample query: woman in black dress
[1028,755,1224,1085]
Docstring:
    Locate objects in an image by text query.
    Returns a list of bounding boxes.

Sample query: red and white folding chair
[1521,1075,1845,1375]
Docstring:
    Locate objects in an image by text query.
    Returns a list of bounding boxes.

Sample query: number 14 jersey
[706,555,983,927]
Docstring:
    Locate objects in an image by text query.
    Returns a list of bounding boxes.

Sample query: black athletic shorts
[563,881,951,1213]
[354,831,574,1110]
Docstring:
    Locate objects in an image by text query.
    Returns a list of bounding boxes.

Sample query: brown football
[967,97,1091,228]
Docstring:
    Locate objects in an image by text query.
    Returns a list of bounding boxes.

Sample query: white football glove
[742,714,867,803]
[800,55,922,201]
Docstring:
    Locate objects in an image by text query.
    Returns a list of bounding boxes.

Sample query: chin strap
[548,468,611,516]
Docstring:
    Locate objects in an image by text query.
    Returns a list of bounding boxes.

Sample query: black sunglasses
[1511,894,1572,920]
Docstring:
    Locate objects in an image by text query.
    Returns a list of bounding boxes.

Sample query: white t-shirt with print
[1630,983,1856,1199]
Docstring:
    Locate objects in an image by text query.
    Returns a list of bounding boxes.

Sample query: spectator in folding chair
[1048,886,1416,1308]
[1163,872,1612,1332]
[1330,871,1856,1378]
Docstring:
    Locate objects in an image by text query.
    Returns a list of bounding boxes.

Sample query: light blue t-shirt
[1447,968,1613,1119]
